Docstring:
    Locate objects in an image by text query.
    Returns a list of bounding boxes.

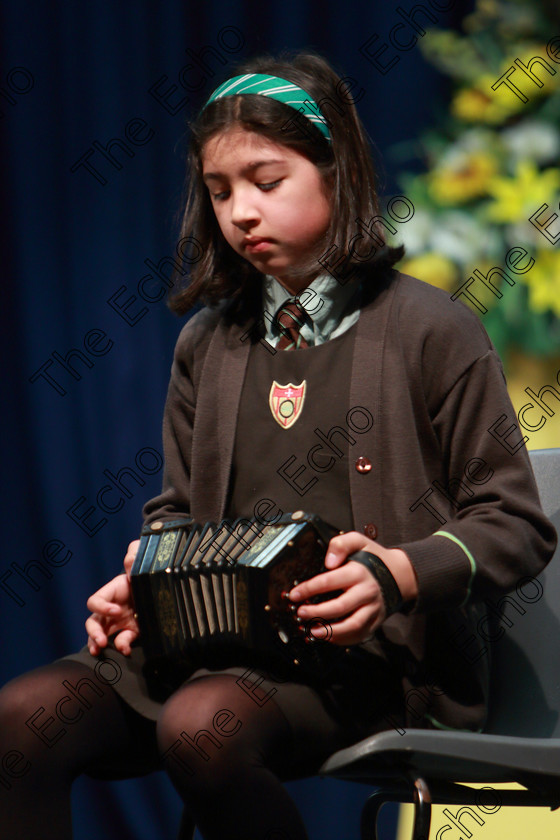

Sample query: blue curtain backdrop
[1,1,470,838]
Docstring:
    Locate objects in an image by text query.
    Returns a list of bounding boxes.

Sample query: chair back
[485,448,560,737]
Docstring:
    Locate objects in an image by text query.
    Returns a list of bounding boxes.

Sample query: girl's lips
[243,238,273,252]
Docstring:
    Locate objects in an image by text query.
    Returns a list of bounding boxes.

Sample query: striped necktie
[275,300,310,350]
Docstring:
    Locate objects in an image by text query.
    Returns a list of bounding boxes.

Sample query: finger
[124,539,140,576]
[113,628,138,656]
[86,613,139,656]
[90,610,138,641]
[289,563,365,602]
[296,595,351,623]
[86,577,128,614]
[85,607,128,639]
[86,632,106,656]
[297,581,381,622]
[324,531,379,568]
[324,604,383,646]
[85,614,109,647]
[86,593,121,616]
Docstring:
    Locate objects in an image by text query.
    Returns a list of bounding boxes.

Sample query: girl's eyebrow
[203,159,286,181]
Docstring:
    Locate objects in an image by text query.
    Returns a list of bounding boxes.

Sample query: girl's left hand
[288,531,417,646]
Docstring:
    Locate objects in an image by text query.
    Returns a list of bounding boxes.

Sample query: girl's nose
[230,189,260,228]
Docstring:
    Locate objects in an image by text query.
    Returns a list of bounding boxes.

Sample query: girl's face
[202,127,332,293]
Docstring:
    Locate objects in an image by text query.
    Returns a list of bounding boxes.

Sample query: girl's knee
[0,669,67,762]
[157,676,257,792]
[0,662,108,749]
[157,675,239,747]
[0,672,42,729]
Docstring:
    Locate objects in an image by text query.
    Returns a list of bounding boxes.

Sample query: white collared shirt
[262,273,362,348]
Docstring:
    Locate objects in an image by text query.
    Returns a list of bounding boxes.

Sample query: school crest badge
[269,380,306,429]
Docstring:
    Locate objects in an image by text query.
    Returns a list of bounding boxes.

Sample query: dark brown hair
[169,50,404,319]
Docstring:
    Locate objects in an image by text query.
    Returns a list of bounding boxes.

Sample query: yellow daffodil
[400,253,459,291]
[486,161,560,223]
[452,73,524,124]
[428,151,498,205]
[517,250,560,318]
[452,41,558,125]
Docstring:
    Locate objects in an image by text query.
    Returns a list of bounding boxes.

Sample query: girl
[0,51,555,840]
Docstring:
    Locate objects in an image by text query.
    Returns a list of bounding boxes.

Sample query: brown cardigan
[143,270,557,731]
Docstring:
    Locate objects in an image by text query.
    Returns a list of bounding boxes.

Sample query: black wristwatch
[349,550,404,616]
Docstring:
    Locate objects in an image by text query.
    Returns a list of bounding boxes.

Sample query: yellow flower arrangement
[517,250,560,318]
[428,151,498,204]
[400,252,459,291]
[401,0,560,361]
[485,160,560,223]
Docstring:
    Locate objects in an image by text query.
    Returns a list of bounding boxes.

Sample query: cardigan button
[355,456,372,473]
[363,523,378,539]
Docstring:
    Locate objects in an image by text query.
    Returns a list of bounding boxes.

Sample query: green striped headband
[203,73,332,142]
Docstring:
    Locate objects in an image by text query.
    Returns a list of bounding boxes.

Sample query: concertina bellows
[130,509,403,676]
[130,511,345,674]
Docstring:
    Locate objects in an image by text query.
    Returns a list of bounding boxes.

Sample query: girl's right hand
[85,540,141,657]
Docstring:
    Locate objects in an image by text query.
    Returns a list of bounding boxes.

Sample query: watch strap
[349,550,404,616]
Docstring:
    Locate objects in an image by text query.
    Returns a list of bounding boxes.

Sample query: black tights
[0,661,160,839]
[0,661,347,840]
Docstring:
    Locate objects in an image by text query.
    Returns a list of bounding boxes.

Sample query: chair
[319,448,560,840]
